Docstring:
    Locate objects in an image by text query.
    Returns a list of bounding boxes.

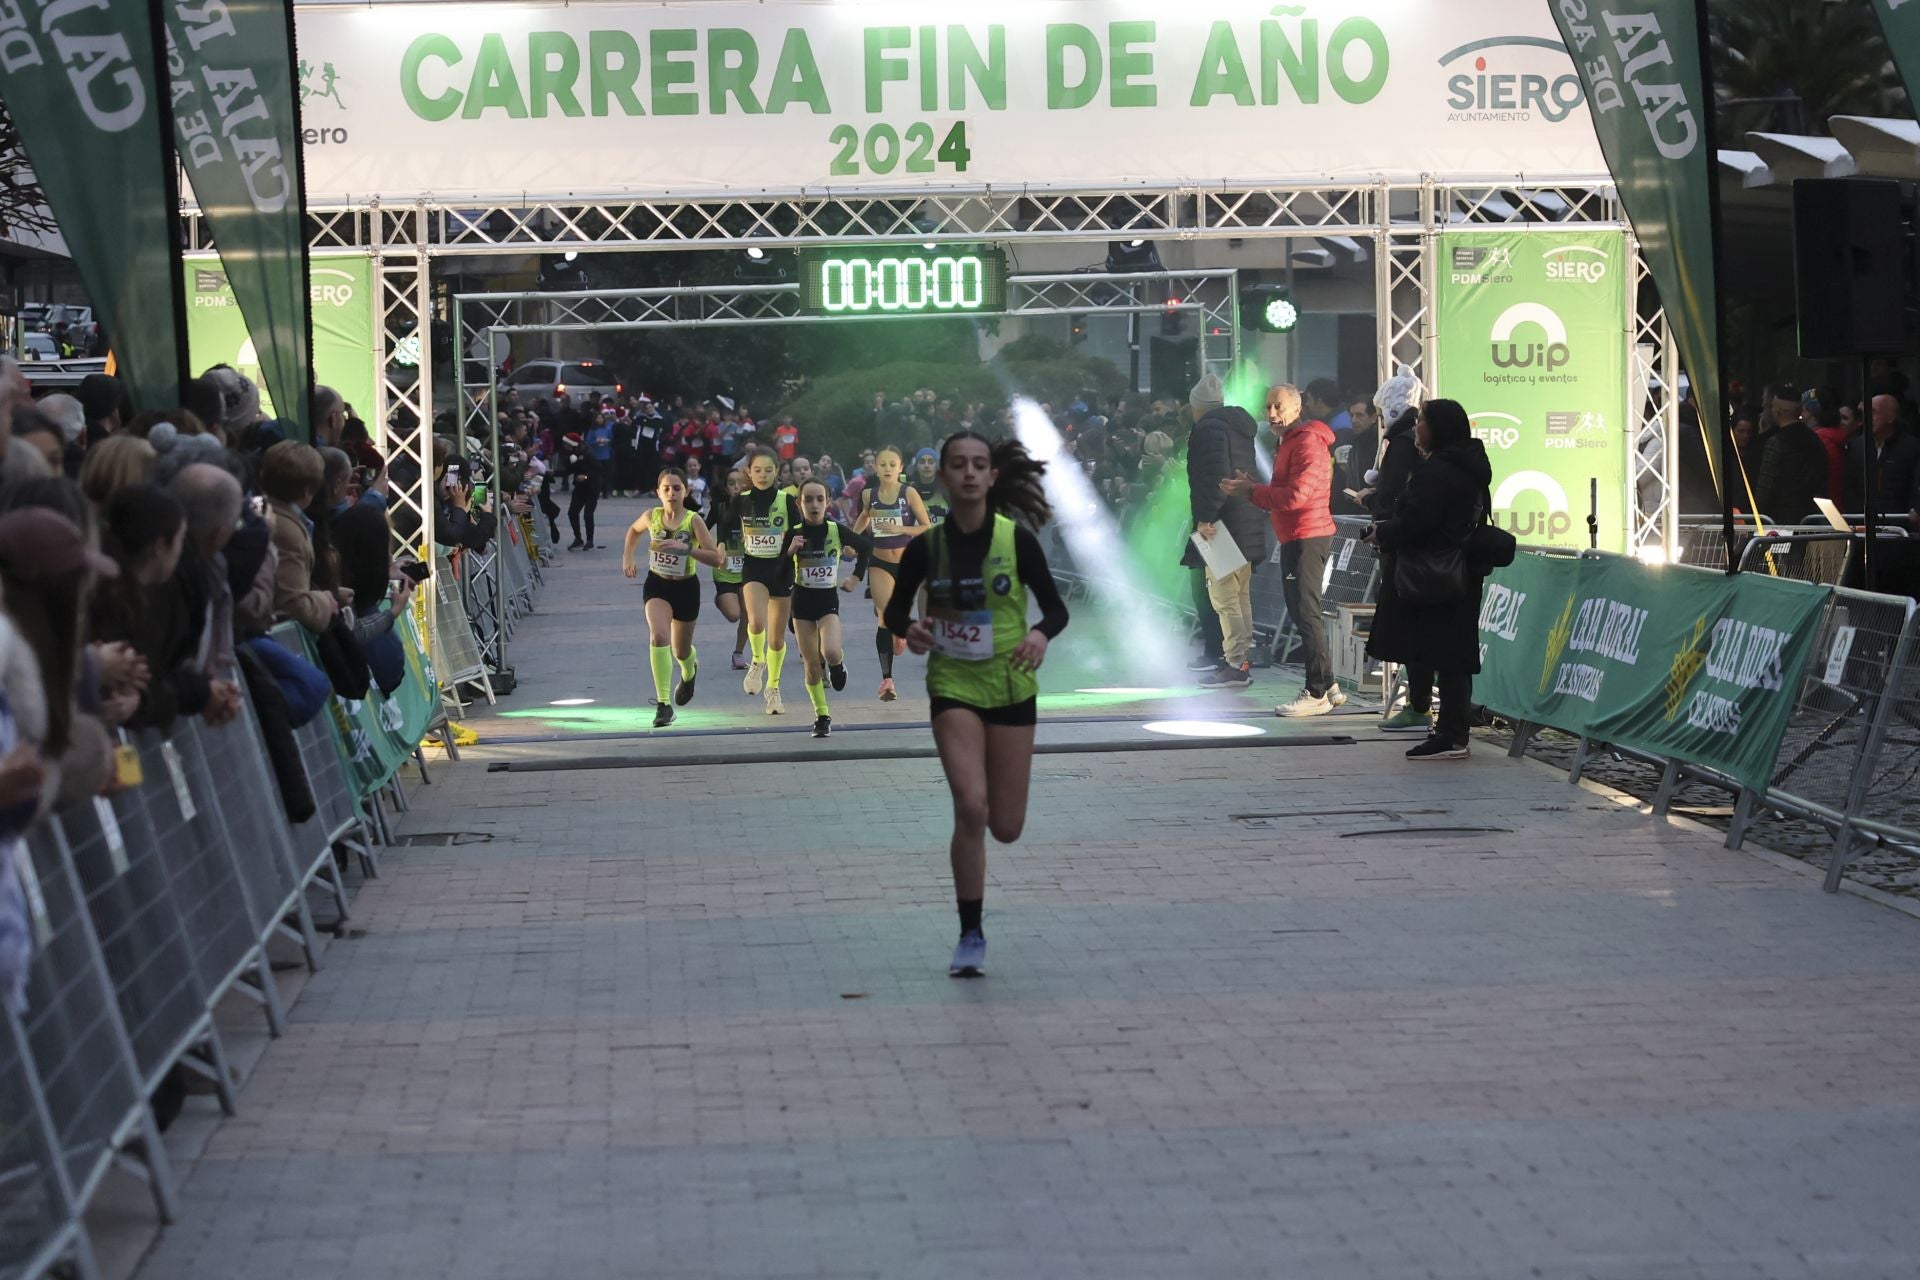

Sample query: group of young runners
[619,432,1067,975]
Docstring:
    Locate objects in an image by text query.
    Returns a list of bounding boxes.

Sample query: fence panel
[128,732,259,1014]
[0,1000,96,1280]
[429,554,486,689]
[57,790,213,1094]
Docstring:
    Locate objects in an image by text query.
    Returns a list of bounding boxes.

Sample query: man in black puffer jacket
[1183,372,1272,686]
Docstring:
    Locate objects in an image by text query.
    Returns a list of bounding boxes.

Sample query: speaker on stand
[1792,178,1920,589]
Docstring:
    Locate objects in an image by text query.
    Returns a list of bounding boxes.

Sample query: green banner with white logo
[166,0,315,439]
[185,256,376,436]
[0,0,188,406]
[1548,1,1723,495]
[1476,552,1829,792]
[1435,229,1629,552]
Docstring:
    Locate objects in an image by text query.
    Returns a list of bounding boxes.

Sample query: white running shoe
[1326,682,1347,708]
[949,931,986,977]
[1275,689,1334,718]
[764,685,784,715]
[743,661,765,695]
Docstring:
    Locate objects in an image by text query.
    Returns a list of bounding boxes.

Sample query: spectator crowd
[0,355,499,1046]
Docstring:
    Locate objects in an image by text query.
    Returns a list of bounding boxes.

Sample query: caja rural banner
[1549,1,1723,492]
[1475,553,1830,793]
[1435,229,1629,553]
[166,0,315,438]
[185,256,378,435]
[284,0,1609,201]
[0,0,188,406]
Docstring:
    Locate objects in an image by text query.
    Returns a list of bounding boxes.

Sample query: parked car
[500,358,624,407]
[18,332,58,362]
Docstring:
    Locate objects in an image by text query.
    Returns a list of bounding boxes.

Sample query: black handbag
[1392,497,1486,605]
[1393,540,1471,605]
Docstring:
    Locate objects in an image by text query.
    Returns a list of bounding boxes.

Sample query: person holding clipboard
[1183,373,1272,688]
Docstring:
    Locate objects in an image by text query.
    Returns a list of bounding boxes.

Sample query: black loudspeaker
[1793,178,1917,358]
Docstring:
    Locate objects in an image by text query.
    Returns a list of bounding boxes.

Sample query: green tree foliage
[1709,0,1908,137]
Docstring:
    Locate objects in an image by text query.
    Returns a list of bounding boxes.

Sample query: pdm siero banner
[1435,229,1629,553]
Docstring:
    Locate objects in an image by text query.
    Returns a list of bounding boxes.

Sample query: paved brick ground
[133,501,1920,1279]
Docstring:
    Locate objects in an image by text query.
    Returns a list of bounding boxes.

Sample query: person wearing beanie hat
[1183,371,1270,687]
[1366,374,1425,522]
[1189,372,1225,414]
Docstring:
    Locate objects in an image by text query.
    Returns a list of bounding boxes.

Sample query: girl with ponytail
[884,431,1070,977]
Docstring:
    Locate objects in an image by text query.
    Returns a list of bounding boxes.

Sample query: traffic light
[1242,284,1299,334]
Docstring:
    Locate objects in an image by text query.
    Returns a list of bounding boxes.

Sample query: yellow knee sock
[679,646,698,679]
[768,644,788,689]
[648,645,673,703]
[807,681,829,716]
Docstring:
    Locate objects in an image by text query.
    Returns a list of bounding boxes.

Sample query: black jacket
[1755,423,1829,524]
[1182,405,1272,568]
[1366,408,1420,520]
[1842,430,1920,515]
[1368,439,1494,675]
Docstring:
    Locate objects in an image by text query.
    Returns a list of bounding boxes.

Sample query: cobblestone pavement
[133,504,1920,1279]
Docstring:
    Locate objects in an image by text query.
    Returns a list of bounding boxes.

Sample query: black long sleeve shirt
[882,519,1069,639]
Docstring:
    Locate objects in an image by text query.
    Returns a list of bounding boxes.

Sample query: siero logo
[1470,411,1522,451]
[1543,244,1609,285]
[1438,37,1586,124]
[1490,303,1571,373]
[298,60,349,145]
[310,267,357,308]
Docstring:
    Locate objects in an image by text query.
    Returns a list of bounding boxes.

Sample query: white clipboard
[1191,529,1249,578]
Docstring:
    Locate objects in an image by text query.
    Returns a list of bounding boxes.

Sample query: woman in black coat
[1365,400,1493,761]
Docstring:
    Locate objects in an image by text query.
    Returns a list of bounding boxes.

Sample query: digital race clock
[798,248,1007,317]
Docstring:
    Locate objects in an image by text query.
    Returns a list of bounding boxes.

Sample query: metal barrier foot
[119,1109,182,1224]
[1567,736,1595,784]
[1506,721,1538,759]
[1652,760,1682,817]
[278,896,324,972]
[180,1030,240,1118]
[239,950,289,1038]
[1825,821,1874,893]
[1726,788,1762,850]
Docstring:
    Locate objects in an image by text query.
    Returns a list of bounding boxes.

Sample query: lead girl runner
[621,468,725,728]
[887,433,1068,977]
[732,446,800,714]
[784,479,876,738]
[853,444,932,703]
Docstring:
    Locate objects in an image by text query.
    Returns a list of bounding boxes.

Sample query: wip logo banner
[1490,302,1571,374]
[1439,36,1585,124]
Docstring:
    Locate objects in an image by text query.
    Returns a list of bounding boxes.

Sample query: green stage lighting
[1242,284,1300,334]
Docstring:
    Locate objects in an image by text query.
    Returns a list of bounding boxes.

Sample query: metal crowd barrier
[430,553,492,706]
[1253,517,1381,670]
[1501,550,1920,894]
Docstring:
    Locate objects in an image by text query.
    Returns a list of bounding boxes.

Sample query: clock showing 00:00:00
[800,249,1008,316]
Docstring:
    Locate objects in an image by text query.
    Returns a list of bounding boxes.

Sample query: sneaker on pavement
[878,677,898,702]
[1381,707,1432,733]
[764,685,784,715]
[1186,656,1224,673]
[731,652,749,671]
[674,672,696,706]
[1275,689,1333,717]
[1326,682,1348,708]
[829,663,847,692]
[1199,663,1252,688]
[1406,736,1470,761]
[812,715,831,739]
[949,931,987,977]
[652,702,675,729]
[743,661,765,695]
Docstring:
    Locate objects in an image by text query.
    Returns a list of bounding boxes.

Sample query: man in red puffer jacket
[1222,384,1343,717]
